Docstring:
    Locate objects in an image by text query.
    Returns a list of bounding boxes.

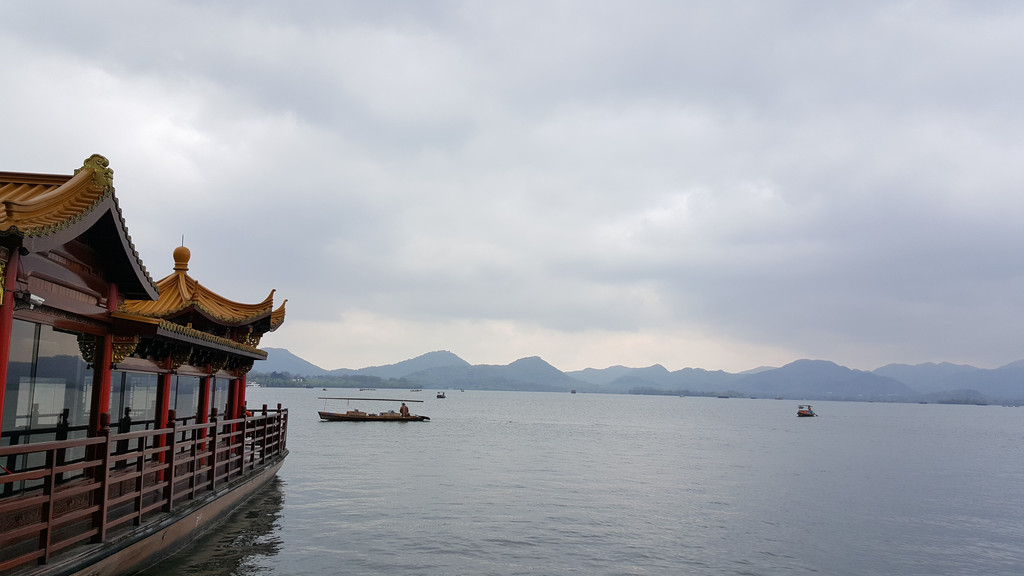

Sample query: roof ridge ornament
[76,154,114,191]
[173,245,191,271]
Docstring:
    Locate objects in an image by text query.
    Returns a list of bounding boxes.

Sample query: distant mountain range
[255,348,1024,403]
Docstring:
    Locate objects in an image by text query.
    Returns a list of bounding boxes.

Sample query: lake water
[142,389,1024,576]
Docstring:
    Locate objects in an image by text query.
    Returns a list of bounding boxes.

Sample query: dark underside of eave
[14,201,157,300]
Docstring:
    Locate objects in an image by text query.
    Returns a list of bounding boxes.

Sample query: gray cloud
[3,1,1023,371]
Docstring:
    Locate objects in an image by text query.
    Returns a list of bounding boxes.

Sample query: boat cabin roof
[318,397,424,403]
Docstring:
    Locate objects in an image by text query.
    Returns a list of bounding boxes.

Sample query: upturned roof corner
[0,154,157,299]
[123,244,285,332]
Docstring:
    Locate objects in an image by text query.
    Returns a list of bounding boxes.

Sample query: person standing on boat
[399,403,410,418]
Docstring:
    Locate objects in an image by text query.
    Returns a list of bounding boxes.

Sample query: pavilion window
[2,320,93,490]
[211,377,231,418]
[110,371,160,430]
[172,375,201,422]
[2,319,93,443]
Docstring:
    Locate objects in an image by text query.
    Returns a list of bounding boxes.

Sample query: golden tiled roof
[1,154,113,235]
[270,299,288,331]
[123,245,283,329]
[0,154,157,299]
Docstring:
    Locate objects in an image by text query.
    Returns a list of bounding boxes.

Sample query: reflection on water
[139,478,285,576]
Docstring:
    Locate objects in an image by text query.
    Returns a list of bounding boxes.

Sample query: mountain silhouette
[255,348,1024,402]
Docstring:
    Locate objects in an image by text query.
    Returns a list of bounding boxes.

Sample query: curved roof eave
[0,154,158,300]
[269,299,287,332]
[123,247,281,328]
[166,302,274,329]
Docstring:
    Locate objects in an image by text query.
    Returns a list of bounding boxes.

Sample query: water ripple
[155,391,1024,576]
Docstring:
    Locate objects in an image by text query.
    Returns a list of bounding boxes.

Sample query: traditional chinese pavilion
[0,155,289,575]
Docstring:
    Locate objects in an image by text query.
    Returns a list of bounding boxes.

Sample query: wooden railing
[0,404,288,573]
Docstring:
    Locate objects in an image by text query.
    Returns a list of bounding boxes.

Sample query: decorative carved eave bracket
[111,335,139,365]
[77,334,98,365]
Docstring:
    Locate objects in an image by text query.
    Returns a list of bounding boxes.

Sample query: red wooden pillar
[226,378,238,420]
[227,375,246,464]
[0,247,20,425]
[196,375,211,450]
[154,368,173,479]
[197,375,211,425]
[89,283,119,434]
[238,373,248,415]
[155,368,173,429]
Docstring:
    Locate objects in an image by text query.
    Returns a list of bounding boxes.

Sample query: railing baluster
[95,413,113,543]
[260,405,268,465]
[134,433,146,526]
[55,409,69,483]
[188,424,198,500]
[0,408,287,574]
[3,433,20,497]
[38,447,57,564]
[208,413,219,492]
[164,410,177,512]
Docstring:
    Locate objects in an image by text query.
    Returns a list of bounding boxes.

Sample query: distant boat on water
[797,405,817,417]
[319,410,430,422]
[318,397,430,422]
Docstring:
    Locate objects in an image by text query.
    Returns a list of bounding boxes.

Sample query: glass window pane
[124,372,159,423]
[2,321,92,439]
[173,375,201,421]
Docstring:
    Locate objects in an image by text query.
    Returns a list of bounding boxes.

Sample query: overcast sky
[4,1,1024,372]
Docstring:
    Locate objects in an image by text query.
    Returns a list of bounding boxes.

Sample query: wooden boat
[797,404,817,417]
[319,410,429,421]
[318,397,429,421]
